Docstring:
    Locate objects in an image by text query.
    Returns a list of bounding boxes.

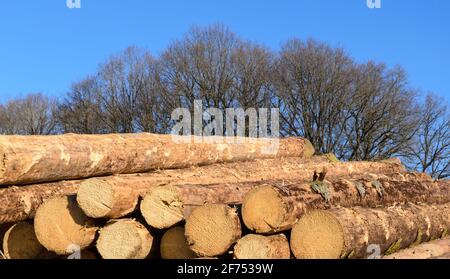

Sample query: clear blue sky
[0,0,449,103]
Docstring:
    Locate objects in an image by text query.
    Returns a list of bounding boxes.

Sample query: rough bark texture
[185,204,242,257]
[0,134,314,185]
[242,172,450,233]
[0,156,405,224]
[234,234,291,259]
[383,238,450,259]
[290,203,450,259]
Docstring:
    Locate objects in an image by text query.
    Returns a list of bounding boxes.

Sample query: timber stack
[0,133,449,259]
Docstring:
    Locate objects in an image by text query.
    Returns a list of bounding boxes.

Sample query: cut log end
[2,222,45,259]
[77,179,116,218]
[160,226,196,259]
[141,186,184,229]
[34,196,98,255]
[234,234,291,259]
[185,204,241,257]
[290,210,344,259]
[97,219,153,259]
[242,185,287,233]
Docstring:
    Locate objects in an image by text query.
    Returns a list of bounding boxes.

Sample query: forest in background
[0,24,449,179]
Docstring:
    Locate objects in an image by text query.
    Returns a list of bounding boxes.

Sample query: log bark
[96,219,153,259]
[0,156,405,224]
[290,203,450,259]
[0,134,314,185]
[233,234,291,259]
[185,204,241,257]
[241,172,450,233]
[160,226,196,259]
[383,238,450,259]
[34,196,98,255]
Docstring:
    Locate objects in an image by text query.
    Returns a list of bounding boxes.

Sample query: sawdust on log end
[234,234,291,259]
[2,222,45,259]
[34,196,98,255]
[290,210,344,259]
[185,204,241,257]
[160,226,196,259]
[141,186,184,229]
[96,219,153,259]
[242,185,289,233]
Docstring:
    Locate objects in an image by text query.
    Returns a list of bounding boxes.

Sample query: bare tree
[274,39,355,154]
[342,63,420,161]
[0,93,57,135]
[58,76,106,134]
[402,94,450,179]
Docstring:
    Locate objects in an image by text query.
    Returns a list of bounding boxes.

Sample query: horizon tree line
[0,24,449,179]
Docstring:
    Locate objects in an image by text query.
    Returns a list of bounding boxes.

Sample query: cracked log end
[34,196,98,255]
[234,234,291,259]
[141,186,184,229]
[160,226,196,259]
[242,185,287,233]
[185,204,241,257]
[290,210,344,259]
[96,219,153,259]
[2,222,45,259]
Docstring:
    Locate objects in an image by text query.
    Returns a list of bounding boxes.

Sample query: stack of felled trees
[0,133,449,259]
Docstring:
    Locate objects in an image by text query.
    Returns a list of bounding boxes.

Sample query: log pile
[0,133,449,259]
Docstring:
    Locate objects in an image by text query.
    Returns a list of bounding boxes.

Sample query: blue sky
[0,0,449,103]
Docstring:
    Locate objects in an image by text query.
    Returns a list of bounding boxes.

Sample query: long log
[0,156,405,224]
[383,238,450,259]
[241,172,450,233]
[233,234,291,259]
[34,196,98,255]
[290,203,450,259]
[185,204,241,257]
[0,134,314,185]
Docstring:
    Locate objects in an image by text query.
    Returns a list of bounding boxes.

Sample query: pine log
[0,156,405,224]
[96,219,153,259]
[234,234,290,259]
[383,238,450,259]
[290,203,450,259]
[34,196,98,255]
[185,204,241,257]
[0,134,314,185]
[242,172,449,233]
[2,222,45,259]
[160,226,196,259]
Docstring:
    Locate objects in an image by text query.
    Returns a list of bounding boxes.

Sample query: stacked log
[1,133,449,260]
[0,155,405,224]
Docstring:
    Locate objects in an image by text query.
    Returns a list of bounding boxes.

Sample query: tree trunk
[96,219,153,259]
[34,196,98,255]
[185,204,241,257]
[290,203,450,259]
[160,226,196,259]
[383,238,450,259]
[0,156,405,224]
[233,234,291,259]
[0,134,314,185]
[241,172,449,233]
